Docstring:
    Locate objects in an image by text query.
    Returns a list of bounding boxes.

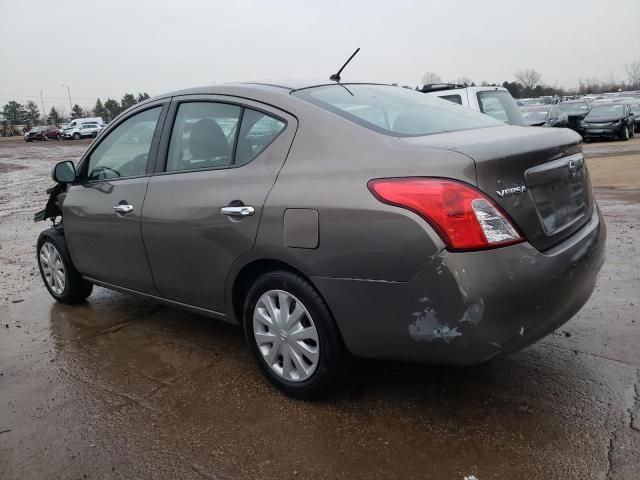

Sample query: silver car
[35,81,606,399]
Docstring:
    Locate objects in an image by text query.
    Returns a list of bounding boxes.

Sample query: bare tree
[420,72,442,86]
[514,69,542,89]
[625,60,640,88]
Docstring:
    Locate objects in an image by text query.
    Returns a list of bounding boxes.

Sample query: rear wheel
[243,271,347,400]
[37,229,93,304]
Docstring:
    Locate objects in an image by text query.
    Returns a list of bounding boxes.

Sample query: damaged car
[35,81,606,399]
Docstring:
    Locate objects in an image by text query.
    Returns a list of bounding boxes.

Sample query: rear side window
[477,90,525,125]
[440,94,462,105]
[167,102,241,172]
[166,102,286,172]
[293,84,501,137]
[235,109,285,166]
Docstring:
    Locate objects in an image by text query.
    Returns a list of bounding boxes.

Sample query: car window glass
[440,94,462,105]
[167,102,242,172]
[293,85,502,137]
[235,109,286,166]
[86,107,161,181]
[476,90,525,125]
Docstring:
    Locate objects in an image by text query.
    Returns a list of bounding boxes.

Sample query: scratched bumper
[312,206,606,365]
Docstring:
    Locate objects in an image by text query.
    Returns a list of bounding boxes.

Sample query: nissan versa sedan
[34,81,606,399]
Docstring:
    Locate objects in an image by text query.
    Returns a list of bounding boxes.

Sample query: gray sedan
[35,81,606,399]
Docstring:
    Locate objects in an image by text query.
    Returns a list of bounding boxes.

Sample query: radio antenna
[330,48,360,82]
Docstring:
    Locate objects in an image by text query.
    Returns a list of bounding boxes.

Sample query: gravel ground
[0,135,639,479]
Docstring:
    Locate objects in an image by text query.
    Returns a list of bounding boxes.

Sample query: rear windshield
[292,84,502,137]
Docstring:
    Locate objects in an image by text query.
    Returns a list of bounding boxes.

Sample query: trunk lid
[400,125,593,251]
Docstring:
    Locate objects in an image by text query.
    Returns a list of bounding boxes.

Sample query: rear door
[141,95,297,313]
[63,102,168,293]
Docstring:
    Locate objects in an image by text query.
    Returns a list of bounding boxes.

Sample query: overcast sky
[1,0,639,112]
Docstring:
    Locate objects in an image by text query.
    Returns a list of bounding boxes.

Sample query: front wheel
[243,271,347,400]
[37,229,93,304]
[620,125,630,141]
[73,132,81,140]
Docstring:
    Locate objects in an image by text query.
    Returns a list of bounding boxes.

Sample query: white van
[421,84,525,125]
[62,117,105,131]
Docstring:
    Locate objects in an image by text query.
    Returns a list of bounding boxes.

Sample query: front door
[64,104,166,294]
[141,96,297,313]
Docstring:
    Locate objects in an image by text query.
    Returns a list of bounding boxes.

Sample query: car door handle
[113,204,134,214]
[221,205,255,217]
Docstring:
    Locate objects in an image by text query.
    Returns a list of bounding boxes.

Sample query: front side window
[477,90,525,125]
[293,84,502,137]
[85,107,161,181]
[166,102,286,172]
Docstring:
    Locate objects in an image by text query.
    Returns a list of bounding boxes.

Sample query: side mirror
[52,160,76,183]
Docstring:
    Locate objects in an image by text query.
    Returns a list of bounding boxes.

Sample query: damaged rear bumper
[312,206,606,365]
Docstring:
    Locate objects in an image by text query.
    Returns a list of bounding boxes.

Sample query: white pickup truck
[421,84,525,126]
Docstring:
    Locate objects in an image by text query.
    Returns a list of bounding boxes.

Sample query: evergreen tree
[71,104,84,119]
[2,101,26,126]
[24,100,42,127]
[104,98,121,122]
[93,98,107,119]
[48,107,62,127]
[136,92,150,102]
[120,93,137,110]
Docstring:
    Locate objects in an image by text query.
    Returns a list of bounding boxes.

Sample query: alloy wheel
[252,289,319,382]
[39,242,66,295]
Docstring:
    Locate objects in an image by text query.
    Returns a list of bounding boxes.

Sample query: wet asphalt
[0,137,639,479]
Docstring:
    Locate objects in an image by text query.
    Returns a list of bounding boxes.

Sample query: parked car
[581,103,635,141]
[619,99,640,133]
[62,122,102,140]
[557,100,590,132]
[521,105,568,128]
[34,81,605,399]
[61,117,105,139]
[24,125,61,141]
[420,84,525,125]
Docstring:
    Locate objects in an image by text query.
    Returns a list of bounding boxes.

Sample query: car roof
[152,80,393,100]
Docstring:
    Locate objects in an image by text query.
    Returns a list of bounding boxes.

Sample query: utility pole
[61,84,72,113]
[40,90,46,123]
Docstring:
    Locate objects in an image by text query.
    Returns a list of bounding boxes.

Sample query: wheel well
[231,259,313,325]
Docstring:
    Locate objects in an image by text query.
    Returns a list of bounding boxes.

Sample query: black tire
[37,228,93,304]
[243,270,348,400]
[73,132,81,140]
[620,125,629,141]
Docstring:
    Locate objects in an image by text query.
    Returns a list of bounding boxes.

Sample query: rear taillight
[368,178,523,251]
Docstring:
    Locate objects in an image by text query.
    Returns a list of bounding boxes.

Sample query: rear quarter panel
[253,107,478,282]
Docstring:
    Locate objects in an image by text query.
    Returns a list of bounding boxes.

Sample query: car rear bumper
[313,205,606,365]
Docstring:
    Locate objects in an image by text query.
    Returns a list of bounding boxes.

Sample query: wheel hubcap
[252,289,319,382]
[39,242,65,295]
